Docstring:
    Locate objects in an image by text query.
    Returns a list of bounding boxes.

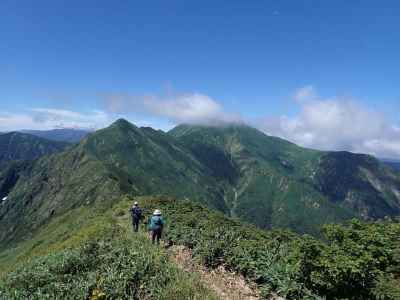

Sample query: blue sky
[1,1,400,158]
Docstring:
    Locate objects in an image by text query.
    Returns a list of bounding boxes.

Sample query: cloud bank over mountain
[257,86,400,159]
[1,86,399,159]
[102,91,242,125]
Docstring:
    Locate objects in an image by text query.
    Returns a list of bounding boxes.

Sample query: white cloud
[1,86,399,159]
[103,92,242,125]
[257,86,400,159]
[0,109,114,131]
[0,108,175,132]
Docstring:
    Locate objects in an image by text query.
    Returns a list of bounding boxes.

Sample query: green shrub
[138,196,400,300]
[291,220,400,299]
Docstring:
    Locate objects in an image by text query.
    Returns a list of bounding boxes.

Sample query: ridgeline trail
[118,209,263,300]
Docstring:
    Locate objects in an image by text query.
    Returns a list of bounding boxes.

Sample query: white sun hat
[153,209,162,216]
[134,201,138,206]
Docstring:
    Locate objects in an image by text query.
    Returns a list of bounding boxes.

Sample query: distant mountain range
[1,119,400,246]
[21,128,91,143]
[0,132,69,168]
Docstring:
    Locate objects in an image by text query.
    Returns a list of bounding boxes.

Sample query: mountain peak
[111,118,134,127]
[107,119,142,133]
[169,122,297,149]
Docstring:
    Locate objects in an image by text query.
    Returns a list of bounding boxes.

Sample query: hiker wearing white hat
[129,201,142,232]
[149,209,165,245]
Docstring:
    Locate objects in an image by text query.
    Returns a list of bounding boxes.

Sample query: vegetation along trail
[119,197,262,300]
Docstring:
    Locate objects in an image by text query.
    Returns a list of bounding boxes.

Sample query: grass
[0,197,218,300]
[2,194,400,299]
[0,206,113,275]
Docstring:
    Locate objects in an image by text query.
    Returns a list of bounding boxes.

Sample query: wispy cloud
[257,86,400,159]
[0,109,113,131]
[293,85,317,102]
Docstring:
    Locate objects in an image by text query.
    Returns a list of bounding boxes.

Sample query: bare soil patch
[169,245,261,300]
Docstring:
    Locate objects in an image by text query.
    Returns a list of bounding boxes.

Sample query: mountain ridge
[0,132,69,168]
[169,123,400,231]
[1,119,400,246]
[21,128,91,143]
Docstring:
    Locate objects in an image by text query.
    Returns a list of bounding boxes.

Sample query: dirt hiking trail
[169,245,262,300]
[119,207,283,300]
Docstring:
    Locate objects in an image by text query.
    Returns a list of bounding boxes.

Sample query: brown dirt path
[118,207,283,299]
[169,245,261,300]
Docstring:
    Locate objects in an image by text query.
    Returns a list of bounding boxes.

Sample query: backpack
[151,216,163,229]
[131,207,142,219]
[154,217,163,226]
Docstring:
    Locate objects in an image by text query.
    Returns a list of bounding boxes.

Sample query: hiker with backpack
[149,209,165,245]
[129,201,142,232]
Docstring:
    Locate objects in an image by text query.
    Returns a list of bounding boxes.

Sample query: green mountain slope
[81,120,222,207]
[0,132,69,167]
[0,120,224,247]
[1,119,400,246]
[170,124,400,234]
[315,151,400,218]
[1,119,400,299]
